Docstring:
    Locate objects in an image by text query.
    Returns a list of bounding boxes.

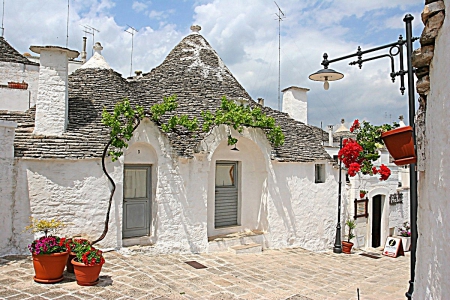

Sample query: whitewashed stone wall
[415,0,450,298]
[0,121,17,255]
[265,161,337,251]
[3,118,339,255]
[0,61,39,111]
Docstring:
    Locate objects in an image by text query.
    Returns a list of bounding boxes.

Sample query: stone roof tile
[0,37,39,65]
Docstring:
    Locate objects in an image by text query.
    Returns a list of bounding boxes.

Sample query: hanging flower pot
[32,251,69,283]
[381,126,416,166]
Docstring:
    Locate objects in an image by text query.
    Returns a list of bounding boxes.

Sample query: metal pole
[404,13,417,300]
[333,136,343,253]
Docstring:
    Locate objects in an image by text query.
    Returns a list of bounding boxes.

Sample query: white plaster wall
[415,1,450,298]
[34,50,68,136]
[266,161,337,251]
[6,158,123,255]
[0,61,39,110]
[282,88,308,124]
[125,119,209,253]
[0,121,17,256]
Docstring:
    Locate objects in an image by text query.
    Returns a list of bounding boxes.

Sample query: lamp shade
[309,68,344,82]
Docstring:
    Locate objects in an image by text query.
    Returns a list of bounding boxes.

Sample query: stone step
[229,243,262,254]
[208,230,266,253]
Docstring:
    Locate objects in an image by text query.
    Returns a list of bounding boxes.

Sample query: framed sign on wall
[354,198,369,219]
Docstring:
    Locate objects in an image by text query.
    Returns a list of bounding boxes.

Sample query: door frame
[122,164,152,238]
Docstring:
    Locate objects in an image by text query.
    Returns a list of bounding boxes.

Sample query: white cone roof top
[80,42,111,70]
[335,118,350,132]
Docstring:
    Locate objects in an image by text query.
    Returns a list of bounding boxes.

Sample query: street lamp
[309,14,418,300]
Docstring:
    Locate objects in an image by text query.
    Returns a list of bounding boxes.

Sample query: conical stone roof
[0,37,38,65]
[2,32,331,162]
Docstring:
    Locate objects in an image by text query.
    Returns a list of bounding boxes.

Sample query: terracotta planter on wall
[381,126,416,166]
[72,259,104,286]
[32,252,69,283]
[342,241,354,254]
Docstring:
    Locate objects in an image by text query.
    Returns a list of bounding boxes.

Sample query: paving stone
[0,248,410,300]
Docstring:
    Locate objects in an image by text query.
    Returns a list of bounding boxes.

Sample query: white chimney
[81,37,87,64]
[30,45,79,136]
[327,125,334,146]
[281,86,309,124]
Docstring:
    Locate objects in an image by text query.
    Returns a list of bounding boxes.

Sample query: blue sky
[3,0,424,128]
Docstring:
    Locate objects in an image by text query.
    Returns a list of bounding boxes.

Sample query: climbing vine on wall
[101,98,144,161]
[201,96,285,147]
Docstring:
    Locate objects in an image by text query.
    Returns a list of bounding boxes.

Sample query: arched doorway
[371,195,383,247]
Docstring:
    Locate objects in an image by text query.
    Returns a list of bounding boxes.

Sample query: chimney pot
[257,98,264,106]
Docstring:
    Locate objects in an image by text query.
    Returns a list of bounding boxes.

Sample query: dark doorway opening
[372,195,382,247]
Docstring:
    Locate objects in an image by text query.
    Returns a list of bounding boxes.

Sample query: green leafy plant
[150,95,199,132]
[74,244,105,266]
[201,97,285,147]
[101,98,144,162]
[345,219,356,243]
[339,119,399,181]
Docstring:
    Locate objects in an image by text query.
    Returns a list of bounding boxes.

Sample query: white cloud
[132,1,148,13]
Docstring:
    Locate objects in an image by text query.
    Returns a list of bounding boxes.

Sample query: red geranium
[338,119,398,181]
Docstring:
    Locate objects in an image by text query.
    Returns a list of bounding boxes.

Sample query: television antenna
[125,25,138,77]
[1,0,5,37]
[274,1,285,111]
[82,25,100,55]
[66,0,70,47]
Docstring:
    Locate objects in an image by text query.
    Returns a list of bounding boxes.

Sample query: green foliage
[354,121,398,174]
[345,219,356,242]
[202,96,285,147]
[101,98,144,161]
[151,95,199,133]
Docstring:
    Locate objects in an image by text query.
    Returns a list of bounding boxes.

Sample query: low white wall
[0,62,39,110]
[0,121,17,255]
[415,0,450,298]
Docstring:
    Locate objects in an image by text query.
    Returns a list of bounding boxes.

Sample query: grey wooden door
[123,166,151,238]
[215,161,239,228]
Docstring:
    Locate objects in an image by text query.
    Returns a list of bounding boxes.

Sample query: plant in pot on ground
[66,238,91,273]
[338,119,398,181]
[25,218,69,283]
[397,221,412,251]
[342,219,356,254]
[71,244,105,286]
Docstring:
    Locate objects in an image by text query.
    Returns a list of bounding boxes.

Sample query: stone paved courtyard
[0,247,410,300]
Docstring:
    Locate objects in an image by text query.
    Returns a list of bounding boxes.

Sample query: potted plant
[66,238,91,273]
[359,190,367,199]
[342,219,356,254]
[71,244,105,286]
[339,119,399,181]
[397,221,411,251]
[25,218,69,283]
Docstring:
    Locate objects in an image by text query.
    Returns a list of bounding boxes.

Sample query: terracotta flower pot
[72,258,104,286]
[66,252,77,273]
[32,251,69,283]
[360,193,366,199]
[381,126,416,166]
[342,241,354,254]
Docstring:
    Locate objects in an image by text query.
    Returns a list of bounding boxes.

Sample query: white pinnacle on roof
[190,25,201,34]
[80,42,111,70]
[335,118,350,132]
